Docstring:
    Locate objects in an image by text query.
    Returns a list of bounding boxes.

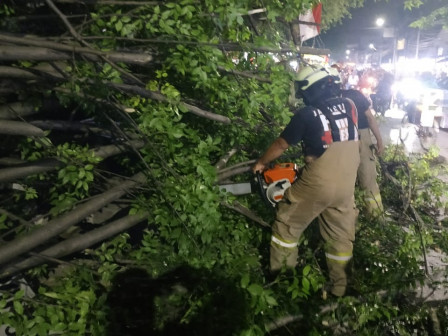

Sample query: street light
[376,17,385,28]
[375,17,398,75]
[345,49,351,61]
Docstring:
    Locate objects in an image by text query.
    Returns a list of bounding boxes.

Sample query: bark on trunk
[0,46,71,61]
[0,102,40,119]
[0,120,45,137]
[30,120,113,136]
[0,139,145,183]
[0,34,153,65]
[0,158,62,183]
[0,172,146,266]
[0,211,149,278]
[110,83,232,124]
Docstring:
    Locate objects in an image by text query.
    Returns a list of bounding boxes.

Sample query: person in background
[372,70,394,115]
[332,65,384,218]
[346,69,360,89]
[253,65,360,297]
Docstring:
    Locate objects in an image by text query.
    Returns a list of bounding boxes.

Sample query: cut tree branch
[0,157,25,166]
[0,172,146,266]
[217,166,253,182]
[0,139,145,183]
[0,34,153,65]
[30,120,114,137]
[66,35,331,55]
[0,120,45,137]
[0,158,62,183]
[0,211,149,278]
[217,66,271,83]
[215,148,238,170]
[0,66,40,80]
[109,82,232,124]
[217,160,256,182]
[0,102,43,120]
[221,201,270,229]
[0,45,153,65]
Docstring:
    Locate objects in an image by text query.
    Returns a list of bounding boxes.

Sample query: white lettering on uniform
[328,104,346,115]
[336,118,349,141]
[319,114,330,131]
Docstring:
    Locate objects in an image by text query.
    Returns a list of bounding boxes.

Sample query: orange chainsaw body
[219,162,299,207]
[263,163,298,184]
[262,163,298,205]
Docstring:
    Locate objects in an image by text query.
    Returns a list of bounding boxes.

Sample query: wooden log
[0,172,146,266]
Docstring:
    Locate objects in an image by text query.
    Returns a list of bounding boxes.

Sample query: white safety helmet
[295,65,332,91]
[294,64,340,105]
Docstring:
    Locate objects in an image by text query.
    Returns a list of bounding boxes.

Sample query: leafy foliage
[405,0,448,29]
[0,0,447,335]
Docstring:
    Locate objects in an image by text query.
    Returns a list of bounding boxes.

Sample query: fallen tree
[0,1,447,335]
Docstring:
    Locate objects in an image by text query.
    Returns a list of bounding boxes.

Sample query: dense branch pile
[0,1,447,335]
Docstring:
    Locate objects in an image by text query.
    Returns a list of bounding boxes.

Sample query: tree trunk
[0,140,146,183]
[0,34,153,65]
[0,172,146,266]
[0,211,149,278]
[0,120,45,137]
[110,83,232,124]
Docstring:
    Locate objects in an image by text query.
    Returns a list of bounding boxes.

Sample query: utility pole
[393,36,397,78]
[415,28,420,60]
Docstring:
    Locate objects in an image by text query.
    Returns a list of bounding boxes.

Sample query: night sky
[317,0,443,63]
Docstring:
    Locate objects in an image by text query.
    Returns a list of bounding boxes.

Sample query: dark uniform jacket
[341,89,370,129]
[280,97,358,158]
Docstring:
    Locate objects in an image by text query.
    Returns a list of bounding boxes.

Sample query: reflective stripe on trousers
[271,234,298,249]
[326,250,353,296]
[365,192,383,216]
[325,251,352,264]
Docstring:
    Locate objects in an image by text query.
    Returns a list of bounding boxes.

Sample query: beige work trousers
[270,141,360,296]
[358,128,383,216]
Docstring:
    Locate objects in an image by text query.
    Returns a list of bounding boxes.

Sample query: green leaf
[265,295,278,306]
[78,169,85,179]
[240,274,250,288]
[14,289,25,299]
[13,300,24,314]
[247,284,263,296]
[43,292,60,299]
[171,128,184,138]
[302,277,310,294]
[302,265,311,276]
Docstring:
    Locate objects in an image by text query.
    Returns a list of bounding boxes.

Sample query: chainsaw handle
[255,171,273,207]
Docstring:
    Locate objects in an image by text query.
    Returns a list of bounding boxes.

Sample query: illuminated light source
[376,17,385,27]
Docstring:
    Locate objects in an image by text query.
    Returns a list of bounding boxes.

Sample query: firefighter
[253,65,360,297]
[334,68,385,217]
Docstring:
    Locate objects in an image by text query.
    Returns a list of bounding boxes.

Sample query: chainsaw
[219,163,299,207]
